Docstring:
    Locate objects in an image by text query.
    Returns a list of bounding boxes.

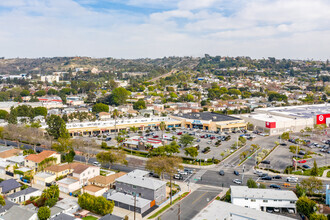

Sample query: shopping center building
[240,104,330,135]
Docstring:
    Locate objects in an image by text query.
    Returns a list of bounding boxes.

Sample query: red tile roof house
[25,150,61,171]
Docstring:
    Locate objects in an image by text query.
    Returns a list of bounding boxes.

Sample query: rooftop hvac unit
[213,116,217,119]
[195,114,200,117]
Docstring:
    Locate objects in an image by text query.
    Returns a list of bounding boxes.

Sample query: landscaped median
[238,145,260,166]
[147,192,190,219]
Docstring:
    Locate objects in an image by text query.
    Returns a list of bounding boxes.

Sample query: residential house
[34,172,56,186]
[44,163,75,178]
[98,112,111,120]
[0,149,21,159]
[0,179,21,196]
[7,187,42,204]
[54,198,80,215]
[0,199,18,216]
[25,150,61,171]
[115,169,166,204]
[50,213,78,220]
[0,205,37,220]
[81,185,107,197]
[6,155,25,166]
[71,163,100,186]
[0,161,11,175]
[88,172,126,189]
[57,177,80,194]
[230,186,298,213]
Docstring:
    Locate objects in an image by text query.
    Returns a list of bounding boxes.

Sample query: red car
[177,132,182,135]
[210,136,215,139]
[153,135,159,138]
[298,160,306,163]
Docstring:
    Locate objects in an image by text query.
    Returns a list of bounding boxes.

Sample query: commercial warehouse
[240,104,330,135]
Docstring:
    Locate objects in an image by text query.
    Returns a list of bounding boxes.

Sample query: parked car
[219,170,225,176]
[93,162,101,167]
[233,179,242,185]
[153,135,159,138]
[274,208,280,212]
[273,175,282,179]
[234,170,239,176]
[302,165,311,169]
[298,159,307,163]
[288,209,295,214]
[261,160,270,164]
[105,137,112,141]
[177,132,182,135]
[270,184,281,189]
[210,136,215,139]
[287,176,298,182]
[298,151,306,155]
[261,176,272,180]
[173,174,183,180]
[184,168,193,174]
[280,143,287,146]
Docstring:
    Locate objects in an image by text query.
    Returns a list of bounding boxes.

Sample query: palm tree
[159,121,166,140]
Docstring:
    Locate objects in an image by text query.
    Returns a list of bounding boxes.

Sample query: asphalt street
[160,186,221,220]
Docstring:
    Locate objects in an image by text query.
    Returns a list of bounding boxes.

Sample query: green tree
[0,110,9,120]
[179,134,195,148]
[0,195,5,206]
[159,121,166,140]
[34,90,46,97]
[310,213,327,220]
[296,183,306,197]
[300,176,323,194]
[33,107,48,117]
[20,90,30,97]
[92,103,109,113]
[47,88,58,95]
[133,99,146,110]
[46,115,70,139]
[107,87,131,106]
[38,207,50,220]
[247,178,258,188]
[310,160,319,176]
[281,132,290,140]
[296,196,316,218]
[78,193,114,215]
[96,150,127,169]
[184,147,198,158]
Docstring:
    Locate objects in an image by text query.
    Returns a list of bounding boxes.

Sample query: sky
[0,0,329,60]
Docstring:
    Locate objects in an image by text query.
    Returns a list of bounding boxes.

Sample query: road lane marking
[191,192,207,205]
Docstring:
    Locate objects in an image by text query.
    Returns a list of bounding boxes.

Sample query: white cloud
[0,0,329,59]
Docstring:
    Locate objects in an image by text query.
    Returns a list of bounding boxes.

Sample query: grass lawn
[292,166,330,177]
[82,216,97,220]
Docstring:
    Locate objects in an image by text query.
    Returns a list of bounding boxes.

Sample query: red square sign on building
[316,114,330,125]
[265,121,276,128]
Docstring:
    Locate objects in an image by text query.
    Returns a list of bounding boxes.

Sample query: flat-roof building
[230,186,298,213]
[240,104,330,135]
[172,112,247,132]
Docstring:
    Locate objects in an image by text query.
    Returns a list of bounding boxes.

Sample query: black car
[219,170,225,176]
[302,165,311,169]
[234,170,239,176]
[299,151,306,155]
[273,175,282,179]
[270,184,281,189]
[261,176,272,180]
[105,137,112,141]
[261,160,270,164]
[280,143,287,146]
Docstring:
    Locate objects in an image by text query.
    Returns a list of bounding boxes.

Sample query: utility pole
[134,194,136,220]
[178,204,181,220]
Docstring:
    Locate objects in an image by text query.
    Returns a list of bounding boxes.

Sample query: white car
[93,162,101,167]
[288,208,295,214]
[233,179,242,185]
[286,176,298,182]
[274,208,280,213]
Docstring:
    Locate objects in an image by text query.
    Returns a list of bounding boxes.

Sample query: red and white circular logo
[319,115,324,121]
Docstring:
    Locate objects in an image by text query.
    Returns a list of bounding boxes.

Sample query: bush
[78,193,114,216]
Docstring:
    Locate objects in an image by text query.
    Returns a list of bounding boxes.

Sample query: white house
[7,188,42,204]
[230,186,298,213]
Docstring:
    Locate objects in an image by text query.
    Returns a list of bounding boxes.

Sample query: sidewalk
[255,168,330,181]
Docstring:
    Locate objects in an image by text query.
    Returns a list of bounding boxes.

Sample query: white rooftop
[108,192,151,208]
[35,172,55,179]
[256,103,330,119]
[240,113,297,122]
[15,167,32,173]
[193,200,295,220]
[231,186,298,201]
[57,177,78,185]
[6,155,25,163]
[116,170,166,190]
[48,117,180,129]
